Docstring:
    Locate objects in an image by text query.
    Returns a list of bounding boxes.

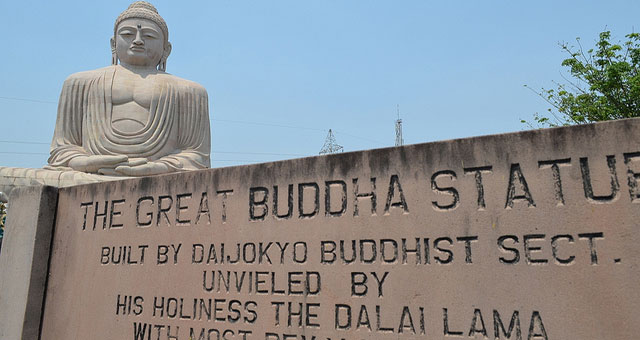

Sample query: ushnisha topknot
[114,1,169,43]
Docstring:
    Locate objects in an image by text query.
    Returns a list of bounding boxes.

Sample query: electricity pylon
[395,104,404,146]
[319,129,344,155]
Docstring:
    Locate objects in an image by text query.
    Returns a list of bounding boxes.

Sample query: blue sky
[1,1,638,168]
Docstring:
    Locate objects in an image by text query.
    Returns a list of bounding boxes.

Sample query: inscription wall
[41,119,640,339]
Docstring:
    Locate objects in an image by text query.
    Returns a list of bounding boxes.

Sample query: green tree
[0,202,6,239]
[524,31,640,127]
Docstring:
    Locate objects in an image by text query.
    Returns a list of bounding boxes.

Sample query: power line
[332,129,381,144]
[0,143,306,157]
[211,159,261,162]
[211,151,306,156]
[213,119,324,132]
[0,96,56,104]
[0,118,380,146]
[0,156,261,164]
[0,140,49,145]
[0,151,263,163]
[0,151,49,155]
[0,97,384,144]
[0,149,305,158]
[214,118,382,144]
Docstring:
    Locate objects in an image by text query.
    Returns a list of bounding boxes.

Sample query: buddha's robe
[48,66,210,171]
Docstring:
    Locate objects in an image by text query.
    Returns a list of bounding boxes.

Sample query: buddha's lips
[130,46,145,52]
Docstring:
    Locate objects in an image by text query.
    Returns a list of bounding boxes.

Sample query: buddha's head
[111,2,172,71]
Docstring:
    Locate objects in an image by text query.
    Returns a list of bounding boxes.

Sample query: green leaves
[0,202,6,237]
[525,30,640,127]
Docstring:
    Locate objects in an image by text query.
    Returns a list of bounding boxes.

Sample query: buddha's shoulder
[63,66,115,83]
[156,73,207,94]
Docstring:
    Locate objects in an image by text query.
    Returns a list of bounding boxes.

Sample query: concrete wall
[3,118,640,339]
[40,119,640,339]
[0,186,58,340]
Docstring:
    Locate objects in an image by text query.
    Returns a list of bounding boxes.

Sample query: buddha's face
[113,18,167,69]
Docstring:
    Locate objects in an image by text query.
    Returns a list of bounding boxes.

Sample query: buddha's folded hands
[68,155,129,173]
[113,161,170,176]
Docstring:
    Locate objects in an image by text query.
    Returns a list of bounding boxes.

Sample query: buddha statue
[0,1,210,191]
[47,1,211,176]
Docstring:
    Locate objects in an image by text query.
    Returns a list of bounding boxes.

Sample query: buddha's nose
[133,31,144,45]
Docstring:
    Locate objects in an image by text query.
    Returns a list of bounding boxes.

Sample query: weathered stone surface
[0,185,58,340]
[41,118,640,339]
[0,167,128,197]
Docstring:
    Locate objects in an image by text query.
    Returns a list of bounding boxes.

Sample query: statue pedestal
[0,166,132,338]
[0,166,129,197]
[0,186,57,339]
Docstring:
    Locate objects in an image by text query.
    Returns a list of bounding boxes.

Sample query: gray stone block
[0,185,58,340]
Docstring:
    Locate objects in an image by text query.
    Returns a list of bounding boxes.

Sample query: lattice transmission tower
[319,129,344,155]
[395,104,404,146]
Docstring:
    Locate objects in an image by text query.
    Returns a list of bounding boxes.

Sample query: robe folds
[48,66,211,172]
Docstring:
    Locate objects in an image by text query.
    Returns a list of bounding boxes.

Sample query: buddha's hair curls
[114,1,168,43]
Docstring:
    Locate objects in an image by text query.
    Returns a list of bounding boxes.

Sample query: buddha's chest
[111,73,156,108]
[111,73,157,133]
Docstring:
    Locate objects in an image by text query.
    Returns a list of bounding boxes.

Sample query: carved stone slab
[0,185,58,339]
[40,119,640,339]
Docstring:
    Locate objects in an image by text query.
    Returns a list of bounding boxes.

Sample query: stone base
[0,186,58,339]
[0,166,128,196]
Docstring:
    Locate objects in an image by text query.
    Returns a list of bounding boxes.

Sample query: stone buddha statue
[47,1,210,176]
[0,1,210,191]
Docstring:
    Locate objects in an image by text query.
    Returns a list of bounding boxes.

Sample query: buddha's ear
[163,42,172,59]
[158,42,172,72]
[110,37,117,65]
